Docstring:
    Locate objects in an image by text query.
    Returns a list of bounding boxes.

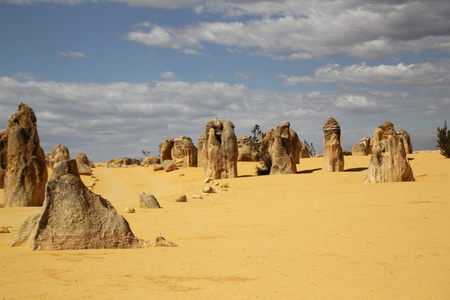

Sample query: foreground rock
[48,144,70,167]
[351,137,371,156]
[0,129,7,188]
[171,135,198,167]
[141,156,161,166]
[3,103,48,207]
[11,160,175,250]
[268,122,297,175]
[139,192,161,208]
[365,121,415,183]
[203,118,238,179]
[323,117,344,172]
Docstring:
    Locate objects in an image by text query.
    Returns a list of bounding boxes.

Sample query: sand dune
[1,151,450,299]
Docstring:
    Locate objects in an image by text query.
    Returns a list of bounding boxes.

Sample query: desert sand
[1,151,450,299]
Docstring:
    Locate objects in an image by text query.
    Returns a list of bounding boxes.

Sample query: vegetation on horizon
[304,139,316,157]
[250,124,272,175]
[437,120,450,158]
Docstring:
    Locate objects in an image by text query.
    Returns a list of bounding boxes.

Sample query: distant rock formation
[3,103,48,207]
[323,117,344,172]
[204,118,238,179]
[141,156,161,166]
[75,152,93,175]
[107,158,132,168]
[49,144,70,167]
[237,135,256,162]
[171,135,198,168]
[0,129,8,189]
[11,160,175,250]
[267,122,297,175]
[351,137,371,156]
[162,160,177,172]
[159,138,174,161]
[365,121,414,183]
[289,129,310,162]
[197,135,207,168]
[397,129,413,154]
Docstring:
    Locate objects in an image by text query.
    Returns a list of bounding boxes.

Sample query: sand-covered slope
[1,151,450,299]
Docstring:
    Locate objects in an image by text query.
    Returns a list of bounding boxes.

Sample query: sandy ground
[1,151,450,299]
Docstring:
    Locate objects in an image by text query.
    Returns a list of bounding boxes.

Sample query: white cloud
[159,71,181,81]
[1,76,445,162]
[58,51,88,58]
[12,72,35,81]
[279,61,450,87]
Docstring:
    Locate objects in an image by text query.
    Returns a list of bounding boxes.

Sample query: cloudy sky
[1,0,449,162]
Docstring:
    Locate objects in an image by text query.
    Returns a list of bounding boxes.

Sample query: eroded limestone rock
[171,135,198,168]
[323,117,344,172]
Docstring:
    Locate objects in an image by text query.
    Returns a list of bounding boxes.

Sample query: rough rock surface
[366,121,415,183]
[163,160,177,172]
[351,137,372,156]
[11,160,176,250]
[237,135,256,162]
[204,118,238,179]
[3,103,48,207]
[397,129,413,154]
[197,135,207,168]
[49,144,70,167]
[268,122,297,175]
[174,194,187,202]
[141,156,161,166]
[171,135,198,168]
[75,152,93,175]
[323,117,344,172]
[0,129,8,188]
[139,192,161,208]
[289,129,310,162]
[159,138,174,161]
[107,158,132,168]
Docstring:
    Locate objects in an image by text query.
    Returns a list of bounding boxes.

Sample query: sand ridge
[1,151,450,299]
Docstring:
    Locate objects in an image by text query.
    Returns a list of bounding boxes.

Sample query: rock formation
[289,129,310,162]
[75,152,93,175]
[139,192,161,208]
[365,121,414,183]
[197,135,207,168]
[11,160,175,250]
[171,135,198,168]
[162,160,177,172]
[204,118,238,179]
[159,138,174,161]
[237,135,256,162]
[268,122,297,175]
[323,117,344,172]
[351,137,371,156]
[141,156,161,166]
[49,144,70,167]
[397,129,413,154]
[0,129,8,188]
[3,103,48,207]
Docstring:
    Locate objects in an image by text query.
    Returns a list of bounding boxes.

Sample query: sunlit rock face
[323,117,344,172]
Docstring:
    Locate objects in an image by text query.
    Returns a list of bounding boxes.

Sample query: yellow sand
[1,151,450,299]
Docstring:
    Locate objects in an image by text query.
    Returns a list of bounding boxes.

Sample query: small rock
[203,186,215,194]
[174,194,187,202]
[139,193,161,208]
[124,207,135,213]
[0,226,10,233]
[192,194,203,199]
[204,177,212,183]
[179,173,185,177]
[220,183,229,188]
[213,182,219,186]
[221,188,228,191]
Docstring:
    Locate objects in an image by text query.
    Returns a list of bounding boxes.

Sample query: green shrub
[437,120,450,158]
[250,124,272,175]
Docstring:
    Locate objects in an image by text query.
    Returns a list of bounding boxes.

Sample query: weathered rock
[268,122,297,175]
[139,192,161,208]
[0,129,8,188]
[323,117,344,172]
[237,135,256,162]
[162,160,177,172]
[49,144,70,167]
[13,160,141,250]
[397,129,413,154]
[202,186,216,194]
[3,103,48,207]
[197,135,207,168]
[174,194,187,202]
[351,137,371,156]
[151,164,164,171]
[171,135,198,168]
[366,121,415,183]
[144,236,178,247]
[108,158,132,168]
[124,207,135,213]
[289,128,310,163]
[0,226,10,233]
[192,194,203,199]
[159,137,174,161]
[11,160,176,250]
[141,156,161,166]
[75,152,93,175]
[204,118,238,179]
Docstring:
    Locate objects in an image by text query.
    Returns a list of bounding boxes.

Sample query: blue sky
[1,0,449,162]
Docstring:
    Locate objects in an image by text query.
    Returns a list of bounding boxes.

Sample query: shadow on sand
[344,167,368,172]
[298,168,322,174]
